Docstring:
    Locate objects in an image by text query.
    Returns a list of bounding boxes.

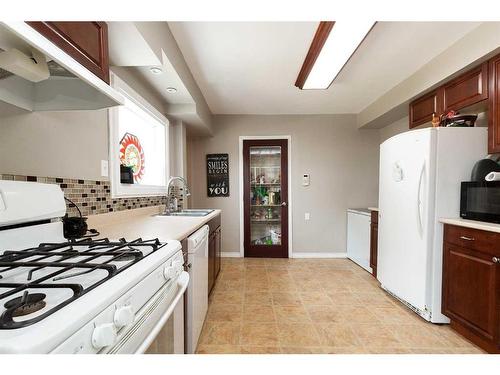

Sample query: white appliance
[378,127,487,323]
[185,225,209,354]
[0,180,188,354]
[346,208,372,272]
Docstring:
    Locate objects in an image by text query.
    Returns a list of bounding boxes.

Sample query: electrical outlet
[305,212,310,221]
[101,160,109,177]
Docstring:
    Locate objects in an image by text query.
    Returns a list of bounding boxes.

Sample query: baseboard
[291,252,347,259]
[220,252,242,258]
[220,252,347,259]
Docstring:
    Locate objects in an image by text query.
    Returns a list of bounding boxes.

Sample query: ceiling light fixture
[166,87,177,93]
[150,67,162,75]
[295,21,376,90]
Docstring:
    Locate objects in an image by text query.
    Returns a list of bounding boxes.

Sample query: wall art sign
[207,153,229,197]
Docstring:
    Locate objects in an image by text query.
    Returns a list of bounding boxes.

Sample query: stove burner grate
[0,237,166,329]
[4,292,47,317]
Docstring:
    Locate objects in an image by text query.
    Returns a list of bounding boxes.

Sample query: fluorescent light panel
[303,21,375,90]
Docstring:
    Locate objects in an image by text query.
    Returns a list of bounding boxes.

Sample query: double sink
[156,209,214,217]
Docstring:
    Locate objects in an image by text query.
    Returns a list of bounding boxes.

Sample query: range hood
[0,22,123,114]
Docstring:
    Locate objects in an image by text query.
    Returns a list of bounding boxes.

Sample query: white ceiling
[108,22,193,106]
[168,21,481,114]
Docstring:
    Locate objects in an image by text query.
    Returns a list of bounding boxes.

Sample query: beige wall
[187,114,380,255]
[0,110,109,180]
[0,68,168,182]
[379,116,409,143]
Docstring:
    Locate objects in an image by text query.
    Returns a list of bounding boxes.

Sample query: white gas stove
[0,180,187,354]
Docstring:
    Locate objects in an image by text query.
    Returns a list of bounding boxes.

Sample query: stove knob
[163,265,176,281]
[173,260,183,272]
[91,323,117,350]
[114,305,134,329]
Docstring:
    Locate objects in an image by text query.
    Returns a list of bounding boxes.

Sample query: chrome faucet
[164,176,191,214]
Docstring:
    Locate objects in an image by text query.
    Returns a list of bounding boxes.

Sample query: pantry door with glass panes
[243,139,288,258]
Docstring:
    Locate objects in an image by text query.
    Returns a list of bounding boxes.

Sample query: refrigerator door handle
[416,161,425,238]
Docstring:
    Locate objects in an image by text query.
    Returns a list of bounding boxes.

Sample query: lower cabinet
[207,231,215,296]
[207,215,222,296]
[442,224,500,353]
[369,210,378,277]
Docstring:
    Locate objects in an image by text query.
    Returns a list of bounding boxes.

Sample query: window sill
[111,183,167,199]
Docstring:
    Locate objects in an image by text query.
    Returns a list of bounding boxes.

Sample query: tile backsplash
[0,174,171,217]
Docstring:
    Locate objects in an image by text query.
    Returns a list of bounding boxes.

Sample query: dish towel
[485,171,500,181]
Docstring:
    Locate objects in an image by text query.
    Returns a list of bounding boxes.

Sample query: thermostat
[302,174,310,186]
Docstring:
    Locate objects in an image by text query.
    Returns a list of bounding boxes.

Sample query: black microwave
[460,181,500,223]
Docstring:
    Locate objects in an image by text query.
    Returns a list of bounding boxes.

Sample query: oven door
[461,181,500,224]
[108,271,189,354]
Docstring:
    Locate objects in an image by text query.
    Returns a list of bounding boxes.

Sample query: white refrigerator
[378,127,487,323]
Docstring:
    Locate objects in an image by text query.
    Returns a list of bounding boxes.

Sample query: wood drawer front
[444,224,500,256]
[443,63,488,111]
[443,243,498,340]
[409,90,441,128]
[27,21,110,83]
[208,214,221,234]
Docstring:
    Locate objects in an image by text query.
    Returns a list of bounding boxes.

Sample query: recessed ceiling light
[150,67,162,75]
[166,87,177,93]
[295,21,375,90]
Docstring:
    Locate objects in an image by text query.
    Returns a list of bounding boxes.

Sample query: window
[109,73,169,197]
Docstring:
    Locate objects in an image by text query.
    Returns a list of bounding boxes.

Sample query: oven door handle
[134,271,189,354]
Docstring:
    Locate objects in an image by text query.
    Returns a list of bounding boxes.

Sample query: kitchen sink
[156,209,214,217]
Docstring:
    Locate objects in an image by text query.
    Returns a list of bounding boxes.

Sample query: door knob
[281,202,287,207]
[493,257,499,263]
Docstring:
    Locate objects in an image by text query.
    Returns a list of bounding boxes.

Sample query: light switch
[101,160,109,177]
[302,174,310,186]
[305,213,310,221]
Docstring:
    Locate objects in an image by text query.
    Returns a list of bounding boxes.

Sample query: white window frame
[108,72,170,198]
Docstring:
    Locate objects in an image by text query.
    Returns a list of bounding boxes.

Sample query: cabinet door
[26,22,110,83]
[442,62,488,112]
[489,55,500,154]
[409,90,442,129]
[214,227,221,279]
[369,222,378,277]
[442,242,499,344]
[207,232,216,295]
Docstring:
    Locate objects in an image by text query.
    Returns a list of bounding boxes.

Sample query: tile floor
[196,257,484,354]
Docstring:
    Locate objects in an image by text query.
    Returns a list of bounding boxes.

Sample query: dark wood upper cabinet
[442,224,500,353]
[409,90,441,129]
[442,62,488,112]
[489,54,500,154]
[26,22,110,84]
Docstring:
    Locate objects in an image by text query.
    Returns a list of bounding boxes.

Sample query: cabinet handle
[459,236,475,241]
[493,257,499,263]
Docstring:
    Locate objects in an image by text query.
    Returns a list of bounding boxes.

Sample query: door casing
[238,135,292,258]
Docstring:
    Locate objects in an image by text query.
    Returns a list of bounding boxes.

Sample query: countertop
[86,205,222,242]
[347,208,371,215]
[439,217,500,234]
